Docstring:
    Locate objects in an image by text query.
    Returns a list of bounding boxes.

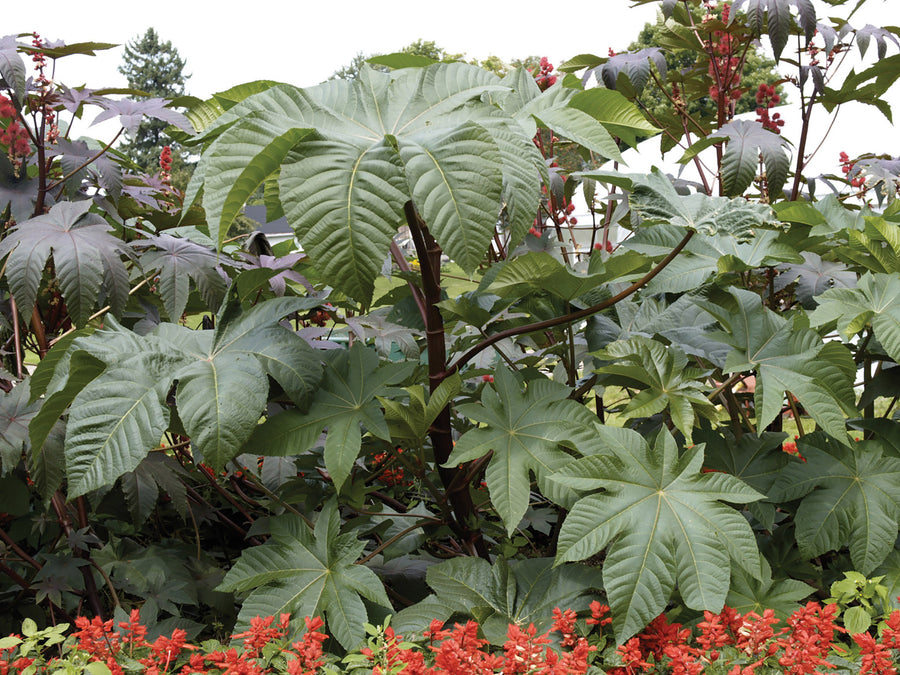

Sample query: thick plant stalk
[403,202,489,559]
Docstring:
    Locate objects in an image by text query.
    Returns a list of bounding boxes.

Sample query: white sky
[4,0,899,180]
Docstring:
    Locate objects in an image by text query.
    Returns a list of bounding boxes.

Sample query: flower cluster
[369,447,413,487]
[755,83,785,134]
[782,436,806,461]
[4,601,900,675]
[30,33,58,145]
[0,94,31,168]
[532,57,557,91]
[839,151,867,189]
[603,601,900,675]
[704,3,745,103]
[160,145,173,184]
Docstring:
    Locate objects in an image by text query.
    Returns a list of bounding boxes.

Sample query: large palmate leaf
[0,380,39,473]
[218,501,390,649]
[554,427,763,642]
[774,252,856,308]
[400,557,602,644]
[120,453,189,527]
[680,121,791,197]
[837,214,900,274]
[446,368,599,534]
[770,433,900,574]
[697,428,790,497]
[45,297,323,495]
[630,169,778,238]
[714,120,791,197]
[593,336,718,443]
[731,0,817,59]
[582,49,668,96]
[488,251,616,302]
[186,65,524,301]
[588,294,733,368]
[810,273,900,363]
[64,352,183,497]
[0,35,27,103]
[92,98,192,137]
[133,233,229,320]
[187,63,643,302]
[379,374,461,448]
[725,567,812,620]
[0,201,131,326]
[626,222,800,294]
[248,342,414,491]
[700,287,856,442]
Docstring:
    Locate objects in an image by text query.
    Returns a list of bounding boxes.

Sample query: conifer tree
[118,28,189,175]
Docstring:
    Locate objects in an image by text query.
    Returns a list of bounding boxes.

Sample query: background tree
[331,40,465,80]
[118,28,191,178]
[330,40,526,79]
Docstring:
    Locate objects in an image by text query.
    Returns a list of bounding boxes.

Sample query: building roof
[242,204,292,235]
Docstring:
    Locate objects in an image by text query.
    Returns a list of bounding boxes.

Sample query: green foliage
[554,428,763,641]
[2,0,900,649]
[218,500,391,649]
[770,433,900,574]
[249,342,413,491]
[399,557,602,644]
[447,368,595,534]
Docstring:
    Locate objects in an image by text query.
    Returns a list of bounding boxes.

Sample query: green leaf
[731,0,817,60]
[176,355,267,469]
[367,53,436,69]
[135,234,228,320]
[488,251,613,302]
[250,342,413,491]
[0,36,27,104]
[565,88,660,147]
[399,122,503,273]
[710,120,791,197]
[725,567,812,620]
[630,169,778,238]
[447,369,597,533]
[697,427,790,496]
[197,112,316,249]
[873,549,900,611]
[218,501,390,649]
[770,434,900,574]
[627,222,800,294]
[379,373,461,446]
[554,428,763,642]
[594,337,718,443]
[0,201,131,326]
[419,557,602,644]
[28,350,106,462]
[65,355,180,497]
[121,453,189,526]
[811,273,900,363]
[0,380,39,473]
[774,252,856,309]
[52,298,322,493]
[531,106,623,162]
[821,55,900,121]
[701,287,855,442]
[843,605,872,634]
[278,138,408,304]
[187,63,553,303]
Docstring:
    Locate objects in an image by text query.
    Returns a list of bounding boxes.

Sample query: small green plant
[827,571,895,635]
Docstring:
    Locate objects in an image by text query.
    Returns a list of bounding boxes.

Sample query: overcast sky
[4,0,899,179]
